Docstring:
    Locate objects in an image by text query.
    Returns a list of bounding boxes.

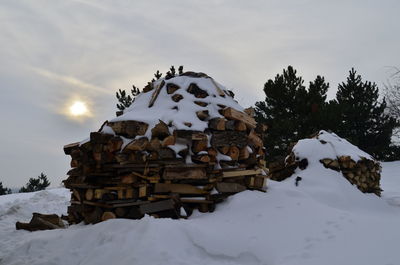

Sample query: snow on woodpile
[63,71,268,224]
[269,130,382,196]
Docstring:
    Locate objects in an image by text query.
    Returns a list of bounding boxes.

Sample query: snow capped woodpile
[63,71,267,224]
[269,130,382,196]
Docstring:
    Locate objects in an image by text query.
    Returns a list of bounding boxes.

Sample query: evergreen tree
[333,68,398,159]
[255,66,329,160]
[116,85,141,111]
[0,181,11,195]
[19,173,50,193]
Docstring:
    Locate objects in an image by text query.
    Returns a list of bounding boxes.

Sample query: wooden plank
[83,200,113,209]
[112,201,150,208]
[222,107,256,128]
[154,183,207,195]
[149,80,165,107]
[65,184,101,189]
[210,78,226,96]
[139,199,176,214]
[163,167,207,180]
[222,169,262,178]
[180,198,213,204]
[216,182,246,193]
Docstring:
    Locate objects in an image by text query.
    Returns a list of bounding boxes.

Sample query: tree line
[0,173,50,196]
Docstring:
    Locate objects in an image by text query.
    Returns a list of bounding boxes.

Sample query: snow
[293,130,372,163]
[1,132,400,265]
[110,76,244,138]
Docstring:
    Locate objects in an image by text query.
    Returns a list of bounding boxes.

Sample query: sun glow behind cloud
[63,98,93,121]
[70,101,88,116]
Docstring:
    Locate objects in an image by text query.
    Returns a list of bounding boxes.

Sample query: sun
[69,101,88,116]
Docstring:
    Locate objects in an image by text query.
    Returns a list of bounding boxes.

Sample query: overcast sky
[1,0,399,188]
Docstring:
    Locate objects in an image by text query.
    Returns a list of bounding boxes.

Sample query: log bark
[211,131,248,148]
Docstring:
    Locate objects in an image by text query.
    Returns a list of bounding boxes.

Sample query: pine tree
[0,181,11,195]
[255,66,329,160]
[19,173,50,193]
[333,68,398,159]
[116,85,141,111]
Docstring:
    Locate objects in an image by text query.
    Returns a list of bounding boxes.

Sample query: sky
[0,0,399,188]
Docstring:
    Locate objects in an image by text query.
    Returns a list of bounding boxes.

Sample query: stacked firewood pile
[63,72,267,224]
[268,131,382,196]
[319,156,381,196]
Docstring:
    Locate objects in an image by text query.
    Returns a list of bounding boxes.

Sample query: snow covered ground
[1,162,400,265]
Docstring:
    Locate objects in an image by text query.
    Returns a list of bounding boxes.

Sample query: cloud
[31,67,112,95]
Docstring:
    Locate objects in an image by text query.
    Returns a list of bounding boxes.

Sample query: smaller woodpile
[63,72,267,224]
[319,156,381,196]
[268,130,382,196]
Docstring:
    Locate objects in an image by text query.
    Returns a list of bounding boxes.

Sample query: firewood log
[148,138,161,151]
[248,130,263,148]
[166,83,180,94]
[196,110,209,121]
[162,135,176,147]
[208,118,225,130]
[151,120,170,139]
[211,131,248,148]
[239,146,250,160]
[158,148,176,159]
[192,140,208,153]
[218,146,230,155]
[225,120,236,130]
[227,146,240,160]
[192,155,210,163]
[187,83,209,98]
[108,121,148,138]
[125,137,149,151]
[194,101,208,107]
[172,94,183,102]
[234,121,247,131]
[222,107,256,128]
[64,142,80,155]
